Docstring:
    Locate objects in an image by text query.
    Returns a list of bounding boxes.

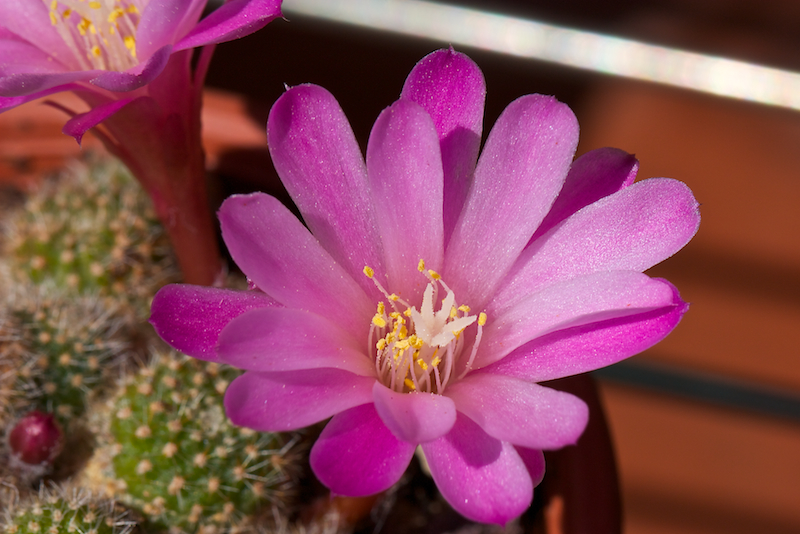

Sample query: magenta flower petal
[400,48,485,243]
[175,0,283,51]
[492,178,700,314]
[533,147,639,238]
[150,284,278,362]
[224,369,375,431]
[311,403,416,496]
[0,36,67,77]
[421,414,533,525]
[515,446,546,487]
[89,45,173,92]
[0,2,67,63]
[484,281,688,382]
[446,374,588,449]
[217,307,374,376]
[480,271,676,368]
[218,193,373,336]
[0,70,99,97]
[135,0,199,61]
[268,84,385,300]
[367,98,444,301]
[444,94,579,309]
[0,84,80,112]
[372,382,456,443]
[63,98,134,144]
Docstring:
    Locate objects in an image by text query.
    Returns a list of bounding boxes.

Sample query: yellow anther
[428,270,441,280]
[51,0,58,10]
[108,7,124,22]
[449,306,458,319]
[63,8,72,17]
[123,35,136,57]
[395,339,410,351]
[404,378,416,390]
[403,309,412,317]
[458,305,471,313]
[478,312,487,326]
[377,302,385,315]
[50,12,58,25]
[398,325,408,339]
[127,5,139,13]
[376,339,387,351]
[417,359,428,371]
[77,18,91,36]
[410,336,424,349]
[89,1,101,8]
[417,259,425,272]
[91,45,101,57]
[389,294,399,301]
[363,266,374,278]
[431,356,441,366]
[372,315,387,328]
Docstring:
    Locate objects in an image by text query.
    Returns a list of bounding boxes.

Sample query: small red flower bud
[8,411,64,466]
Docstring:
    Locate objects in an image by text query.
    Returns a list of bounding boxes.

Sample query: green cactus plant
[0,287,130,428]
[0,484,136,534]
[84,351,297,534]
[2,156,178,320]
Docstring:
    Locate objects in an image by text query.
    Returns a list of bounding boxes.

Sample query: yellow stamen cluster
[45,0,142,71]
[366,261,486,394]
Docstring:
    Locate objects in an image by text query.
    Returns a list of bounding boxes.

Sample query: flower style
[150,49,700,524]
[0,0,283,285]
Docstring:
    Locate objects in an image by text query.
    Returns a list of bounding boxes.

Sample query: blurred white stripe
[282,0,800,111]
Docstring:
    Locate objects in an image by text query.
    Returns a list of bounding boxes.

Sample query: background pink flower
[0,0,283,285]
[151,48,700,524]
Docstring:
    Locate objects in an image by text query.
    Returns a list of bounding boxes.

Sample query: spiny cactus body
[3,156,178,319]
[88,352,296,534]
[0,288,129,426]
[1,484,136,534]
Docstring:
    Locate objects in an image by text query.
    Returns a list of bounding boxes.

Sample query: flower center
[364,260,486,394]
[45,0,143,71]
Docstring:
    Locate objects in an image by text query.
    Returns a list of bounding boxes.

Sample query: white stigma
[365,261,486,394]
[45,0,143,71]
[409,283,476,348]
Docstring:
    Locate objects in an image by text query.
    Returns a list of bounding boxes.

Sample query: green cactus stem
[2,156,178,320]
[1,484,136,534]
[0,287,130,427]
[85,352,298,534]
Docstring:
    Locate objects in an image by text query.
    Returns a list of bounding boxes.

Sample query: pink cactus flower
[0,0,283,285]
[151,49,700,524]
